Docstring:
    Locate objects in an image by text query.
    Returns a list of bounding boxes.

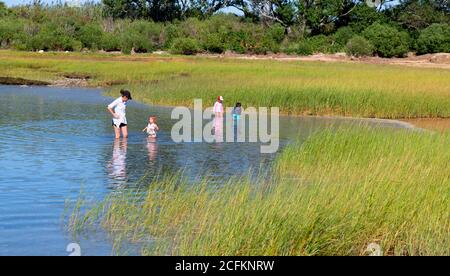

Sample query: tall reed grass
[69,128,450,256]
[1,51,449,119]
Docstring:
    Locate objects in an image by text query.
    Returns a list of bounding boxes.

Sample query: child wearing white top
[143,116,160,138]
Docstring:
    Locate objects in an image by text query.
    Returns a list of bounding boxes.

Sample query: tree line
[0,0,449,57]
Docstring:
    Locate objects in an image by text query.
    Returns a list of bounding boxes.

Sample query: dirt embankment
[199,52,450,70]
[0,76,51,86]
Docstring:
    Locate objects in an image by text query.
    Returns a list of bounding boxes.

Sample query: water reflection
[214,116,224,143]
[107,139,128,186]
[146,137,158,163]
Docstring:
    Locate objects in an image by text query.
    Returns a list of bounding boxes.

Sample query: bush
[305,35,340,54]
[24,23,76,51]
[78,23,103,49]
[363,23,410,58]
[71,40,83,52]
[0,1,8,17]
[170,37,200,55]
[416,23,450,54]
[345,36,374,57]
[162,23,182,49]
[332,26,355,49]
[295,41,313,56]
[101,32,121,51]
[227,29,252,54]
[0,18,23,48]
[202,33,225,53]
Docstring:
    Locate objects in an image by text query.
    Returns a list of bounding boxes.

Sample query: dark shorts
[112,121,127,128]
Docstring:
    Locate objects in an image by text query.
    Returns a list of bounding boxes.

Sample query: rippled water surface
[0,85,407,255]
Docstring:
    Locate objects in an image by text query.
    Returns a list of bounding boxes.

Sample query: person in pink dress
[214,96,224,117]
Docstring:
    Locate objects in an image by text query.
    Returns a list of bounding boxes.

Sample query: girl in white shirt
[108,89,132,139]
[143,116,160,138]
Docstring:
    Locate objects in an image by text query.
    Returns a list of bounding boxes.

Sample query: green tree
[295,0,362,36]
[102,0,142,19]
[345,35,374,57]
[343,3,389,33]
[102,0,182,21]
[0,1,8,17]
[78,23,104,49]
[363,22,410,57]
[416,23,450,54]
[393,0,449,32]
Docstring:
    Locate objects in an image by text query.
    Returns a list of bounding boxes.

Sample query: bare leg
[113,126,121,139]
[121,126,128,139]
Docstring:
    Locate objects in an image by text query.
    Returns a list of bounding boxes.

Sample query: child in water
[232,102,242,120]
[214,96,224,116]
[143,116,160,138]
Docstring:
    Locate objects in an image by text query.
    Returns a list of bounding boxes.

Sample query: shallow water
[0,85,407,255]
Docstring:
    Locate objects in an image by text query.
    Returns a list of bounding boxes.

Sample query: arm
[107,107,118,118]
[142,127,148,132]
[107,99,119,119]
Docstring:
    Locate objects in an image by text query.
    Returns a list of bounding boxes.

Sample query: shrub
[305,35,339,54]
[24,23,76,51]
[227,30,252,54]
[362,23,410,58]
[78,23,104,49]
[0,18,22,48]
[332,26,355,49]
[203,32,225,53]
[71,40,83,52]
[129,20,162,52]
[295,41,313,56]
[258,24,285,53]
[416,23,450,54]
[162,23,182,49]
[0,2,8,17]
[345,35,374,57]
[170,37,200,55]
[101,32,121,51]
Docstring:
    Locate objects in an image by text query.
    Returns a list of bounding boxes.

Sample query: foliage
[0,1,448,56]
[70,128,450,256]
[0,1,8,17]
[345,35,374,57]
[363,23,410,58]
[416,23,450,54]
[170,37,200,55]
[1,50,449,118]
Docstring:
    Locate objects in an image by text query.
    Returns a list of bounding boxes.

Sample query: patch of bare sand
[200,52,450,70]
[401,118,450,132]
[49,77,89,87]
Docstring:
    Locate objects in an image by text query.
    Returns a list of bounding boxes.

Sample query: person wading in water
[107,89,132,139]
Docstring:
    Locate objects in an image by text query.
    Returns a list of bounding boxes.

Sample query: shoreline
[197,52,450,70]
[0,81,431,131]
[2,49,450,70]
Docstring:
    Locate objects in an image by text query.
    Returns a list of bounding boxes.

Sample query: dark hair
[235,102,242,107]
[120,89,132,100]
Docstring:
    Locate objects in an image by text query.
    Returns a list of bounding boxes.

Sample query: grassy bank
[70,128,450,256]
[1,50,449,119]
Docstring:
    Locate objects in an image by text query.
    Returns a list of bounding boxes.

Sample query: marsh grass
[69,128,450,256]
[1,50,449,119]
